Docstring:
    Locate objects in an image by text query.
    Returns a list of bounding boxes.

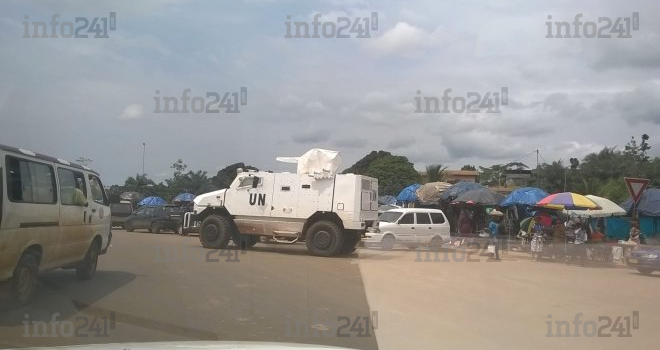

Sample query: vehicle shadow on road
[0,270,136,326]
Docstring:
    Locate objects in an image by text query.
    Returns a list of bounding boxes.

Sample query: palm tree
[425,164,447,183]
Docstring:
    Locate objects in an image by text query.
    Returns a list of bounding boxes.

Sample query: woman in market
[530,223,544,261]
[589,224,607,261]
[458,209,474,236]
[567,222,588,266]
[552,219,566,259]
[629,221,641,246]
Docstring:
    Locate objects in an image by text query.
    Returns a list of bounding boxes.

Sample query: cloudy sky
[1,0,659,185]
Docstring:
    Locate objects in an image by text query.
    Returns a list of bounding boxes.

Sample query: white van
[0,144,111,304]
[365,208,450,250]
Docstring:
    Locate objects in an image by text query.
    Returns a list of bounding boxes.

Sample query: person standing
[629,221,641,245]
[487,211,503,260]
[530,223,544,261]
[459,209,473,236]
[552,219,566,258]
[572,223,588,265]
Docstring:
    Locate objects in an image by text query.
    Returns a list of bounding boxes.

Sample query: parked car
[0,144,111,305]
[627,237,660,275]
[110,202,134,228]
[124,204,183,234]
[365,208,450,250]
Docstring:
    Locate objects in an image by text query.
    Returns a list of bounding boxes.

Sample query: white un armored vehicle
[184,149,378,256]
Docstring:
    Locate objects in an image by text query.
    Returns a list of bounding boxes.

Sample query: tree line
[105,134,658,204]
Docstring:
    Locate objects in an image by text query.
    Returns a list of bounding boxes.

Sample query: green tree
[424,164,447,183]
[461,164,476,171]
[598,178,629,204]
[536,160,566,193]
[344,151,420,195]
[122,174,158,196]
[342,151,392,174]
[478,164,505,186]
[211,162,258,189]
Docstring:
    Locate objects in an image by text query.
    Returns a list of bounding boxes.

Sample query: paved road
[2,231,659,350]
[0,230,378,350]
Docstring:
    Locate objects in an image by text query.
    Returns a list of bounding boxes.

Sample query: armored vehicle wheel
[233,234,259,249]
[199,215,232,249]
[340,232,361,255]
[306,220,345,257]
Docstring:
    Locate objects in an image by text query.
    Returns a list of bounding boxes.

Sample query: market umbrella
[378,195,398,205]
[173,193,195,203]
[500,187,549,207]
[440,182,486,201]
[519,217,534,231]
[416,182,452,204]
[451,188,504,206]
[565,195,626,218]
[621,188,660,217]
[519,215,553,232]
[119,191,143,202]
[536,192,600,210]
[138,196,167,206]
[396,184,421,203]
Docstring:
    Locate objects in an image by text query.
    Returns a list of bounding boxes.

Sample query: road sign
[624,177,650,203]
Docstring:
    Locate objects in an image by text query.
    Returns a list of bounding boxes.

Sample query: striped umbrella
[536,192,600,210]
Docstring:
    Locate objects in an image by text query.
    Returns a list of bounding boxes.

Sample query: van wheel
[340,232,361,255]
[125,222,134,232]
[76,242,100,280]
[306,220,344,257]
[430,237,444,248]
[233,234,259,249]
[10,253,39,305]
[198,215,232,249]
[381,235,395,250]
[151,223,160,234]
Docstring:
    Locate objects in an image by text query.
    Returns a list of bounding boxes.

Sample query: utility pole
[536,149,540,188]
[142,143,146,176]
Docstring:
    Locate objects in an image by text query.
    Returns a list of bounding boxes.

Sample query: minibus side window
[89,175,108,206]
[58,168,88,206]
[5,156,56,204]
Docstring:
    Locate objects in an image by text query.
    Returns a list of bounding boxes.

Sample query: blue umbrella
[500,187,549,207]
[396,184,421,203]
[440,182,486,200]
[173,193,195,203]
[138,196,167,206]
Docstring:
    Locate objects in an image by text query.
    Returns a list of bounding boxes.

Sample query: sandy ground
[357,246,659,350]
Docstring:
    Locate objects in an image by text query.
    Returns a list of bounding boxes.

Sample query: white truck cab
[185,149,378,256]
